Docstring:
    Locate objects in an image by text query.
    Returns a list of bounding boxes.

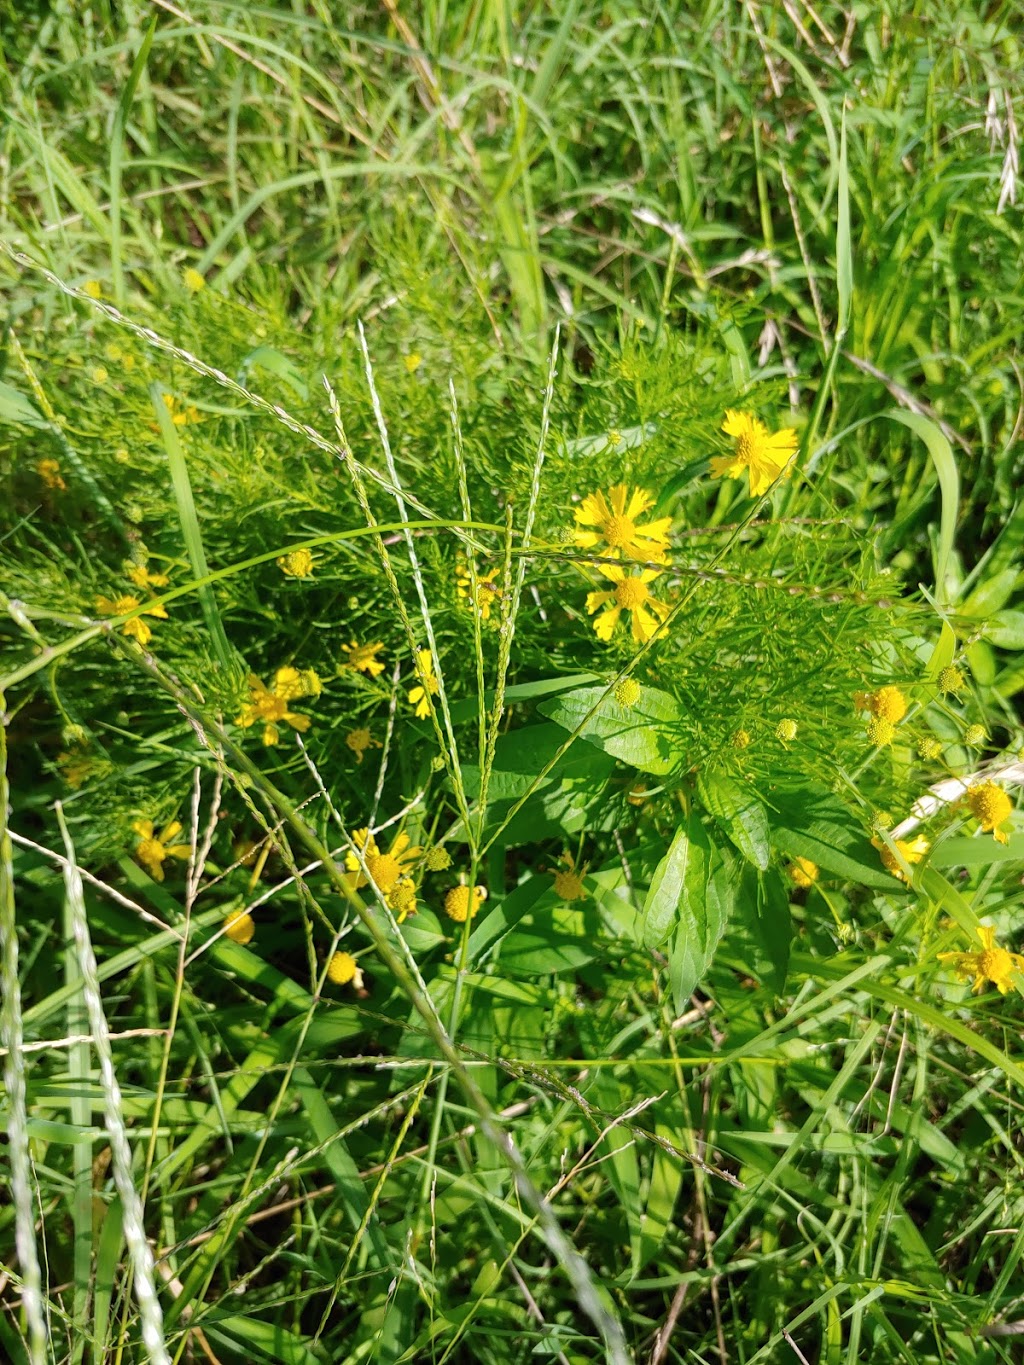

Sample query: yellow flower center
[734,431,756,465]
[967,782,1012,830]
[137,836,165,865]
[366,852,401,893]
[614,578,648,609]
[553,869,585,901]
[327,951,358,985]
[256,694,289,722]
[979,947,1012,984]
[602,514,636,549]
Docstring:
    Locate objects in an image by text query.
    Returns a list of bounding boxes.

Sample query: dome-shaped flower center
[137,836,165,865]
[366,852,401,892]
[979,947,1012,982]
[553,870,585,901]
[968,783,1011,829]
[602,514,636,549]
[734,432,755,464]
[614,578,648,609]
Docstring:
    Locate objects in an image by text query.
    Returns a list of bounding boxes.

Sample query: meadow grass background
[2,2,1024,1362]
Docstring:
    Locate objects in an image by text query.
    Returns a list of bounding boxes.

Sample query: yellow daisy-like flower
[408,649,439,718]
[96,594,168,646]
[937,665,965,695]
[872,833,930,882]
[327,951,364,988]
[965,781,1013,845]
[868,685,908,723]
[552,851,588,902]
[614,677,641,708]
[83,279,103,299]
[388,878,418,922]
[345,727,381,764]
[133,819,191,881]
[342,640,386,678]
[573,485,672,563]
[456,564,502,621]
[235,668,315,746]
[277,548,315,578]
[224,909,256,945]
[162,393,200,426]
[938,924,1024,995]
[37,458,66,490]
[711,411,799,497]
[866,717,896,747]
[444,884,487,923]
[345,828,421,910]
[786,857,819,888]
[776,718,798,743]
[183,267,206,294]
[586,564,671,644]
[125,561,170,589]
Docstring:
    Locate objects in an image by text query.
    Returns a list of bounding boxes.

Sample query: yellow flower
[388,878,418,922]
[277,548,315,578]
[614,677,641,708]
[96,594,168,646]
[731,728,752,750]
[404,352,422,373]
[937,665,965,695]
[56,750,95,789]
[868,685,908,723]
[133,819,191,881]
[235,668,315,745]
[586,564,671,643]
[37,458,66,490]
[327,951,364,988]
[786,857,819,889]
[775,718,798,742]
[162,393,200,426]
[125,561,170,589]
[872,833,930,882]
[83,279,103,299]
[345,727,381,764]
[444,884,487,923]
[552,851,588,902]
[183,267,206,294]
[965,781,1013,845]
[408,649,439,718]
[224,910,255,945]
[342,640,385,678]
[345,828,421,910]
[424,847,452,872]
[866,717,896,747]
[918,737,943,761]
[573,485,672,563]
[456,564,502,621]
[91,366,108,385]
[964,724,987,747]
[712,411,798,497]
[938,924,1024,995]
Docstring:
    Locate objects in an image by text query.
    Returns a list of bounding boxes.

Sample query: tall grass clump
[2,3,1024,1363]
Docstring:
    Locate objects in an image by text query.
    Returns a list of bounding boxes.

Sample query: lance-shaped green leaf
[698,773,771,870]
[668,822,734,1012]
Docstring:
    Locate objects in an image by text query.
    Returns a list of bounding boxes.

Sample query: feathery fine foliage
[2,4,1024,1363]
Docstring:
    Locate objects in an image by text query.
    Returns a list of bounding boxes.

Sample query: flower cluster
[236,666,319,745]
[345,828,421,921]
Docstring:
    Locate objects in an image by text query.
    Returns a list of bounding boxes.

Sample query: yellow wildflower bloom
[327,951,364,988]
[345,727,381,764]
[918,737,943,761]
[162,393,200,426]
[786,857,819,888]
[731,728,752,750]
[586,564,671,643]
[938,924,1024,995]
[937,665,965,695]
[552,851,588,902]
[345,828,421,903]
[37,458,66,490]
[277,548,315,578]
[183,267,206,294]
[712,411,798,497]
[614,677,641,708]
[56,751,95,789]
[133,819,191,881]
[424,847,452,871]
[456,564,502,621]
[573,485,672,563]
[866,717,896,747]
[872,833,930,882]
[342,640,385,678]
[444,884,487,923]
[224,910,256,945]
[964,724,987,747]
[235,668,315,745]
[965,781,1013,845]
[388,878,418,922]
[776,718,798,742]
[96,594,168,646]
[868,685,908,723]
[83,279,102,299]
[404,352,422,373]
[125,561,170,589]
[408,649,439,718]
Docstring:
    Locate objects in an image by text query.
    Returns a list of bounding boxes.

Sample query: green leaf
[641,814,703,950]
[540,684,684,776]
[667,822,733,1011]
[960,567,1019,619]
[749,868,792,993]
[0,379,48,429]
[883,410,959,608]
[984,609,1024,651]
[698,773,770,870]
[768,784,896,889]
[836,103,852,339]
[499,903,603,974]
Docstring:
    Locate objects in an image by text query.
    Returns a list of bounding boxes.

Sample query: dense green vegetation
[2,4,1024,1362]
